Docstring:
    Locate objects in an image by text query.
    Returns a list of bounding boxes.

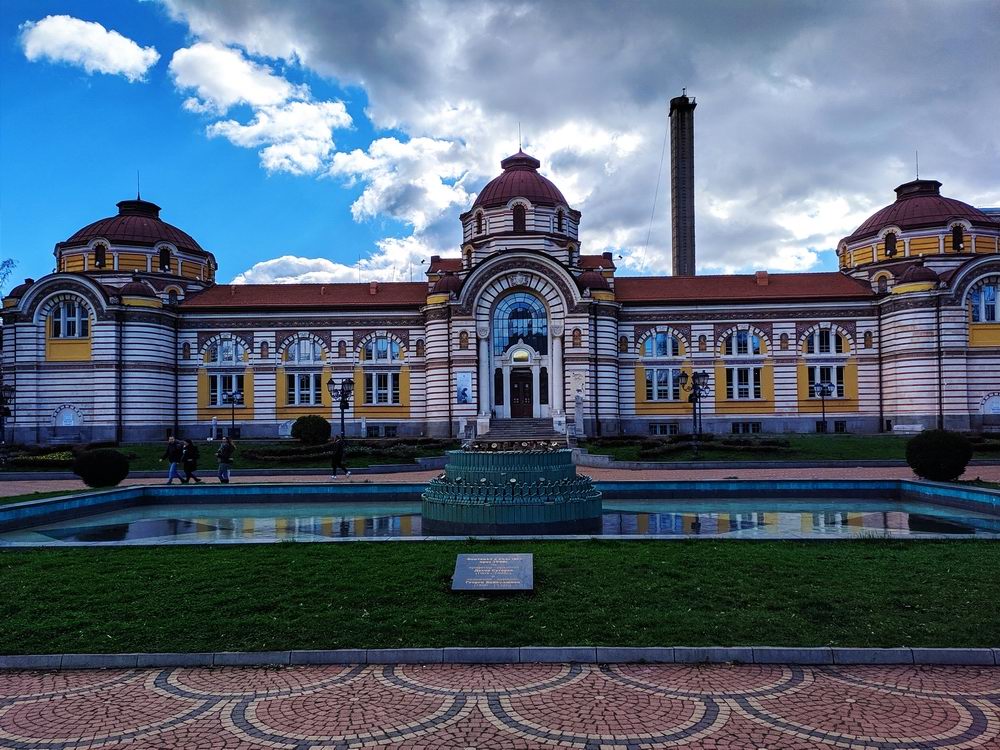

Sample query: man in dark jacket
[181,438,203,484]
[216,437,235,484]
[329,435,351,479]
[161,436,183,484]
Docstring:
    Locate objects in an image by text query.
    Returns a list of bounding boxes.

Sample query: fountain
[421,437,602,535]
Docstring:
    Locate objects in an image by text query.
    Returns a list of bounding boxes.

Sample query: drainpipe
[876,302,884,433]
[173,310,179,438]
[936,295,944,430]
[446,305,453,437]
[116,309,124,444]
[590,302,601,436]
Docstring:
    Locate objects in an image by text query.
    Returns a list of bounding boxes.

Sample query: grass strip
[2,540,997,654]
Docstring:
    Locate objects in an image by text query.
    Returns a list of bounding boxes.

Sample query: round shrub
[291,415,332,445]
[72,448,130,488]
[905,429,973,482]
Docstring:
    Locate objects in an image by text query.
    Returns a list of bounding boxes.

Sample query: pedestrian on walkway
[181,438,203,484]
[216,436,236,484]
[160,436,183,484]
[329,434,351,479]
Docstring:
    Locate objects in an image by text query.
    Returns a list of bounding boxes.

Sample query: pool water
[1,498,997,544]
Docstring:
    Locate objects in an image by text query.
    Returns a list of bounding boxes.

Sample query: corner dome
[577,269,610,291]
[472,151,568,209]
[845,179,995,244]
[58,198,205,254]
[6,278,35,298]
[898,262,939,284]
[120,277,157,298]
[432,271,463,295]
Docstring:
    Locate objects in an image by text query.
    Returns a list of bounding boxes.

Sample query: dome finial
[136,169,141,201]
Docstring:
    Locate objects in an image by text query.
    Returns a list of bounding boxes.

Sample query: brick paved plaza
[1,663,998,748]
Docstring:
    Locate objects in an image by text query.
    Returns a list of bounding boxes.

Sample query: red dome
[120,278,157,298]
[898,262,939,284]
[6,278,35,298]
[58,199,205,254]
[577,270,610,291]
[845,180,994,243]
[432,271,463,295]
[472,151,568,209]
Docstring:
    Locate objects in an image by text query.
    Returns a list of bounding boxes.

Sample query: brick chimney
[369,281,379,296]
[755,271,769,286]
[669,91,697,277]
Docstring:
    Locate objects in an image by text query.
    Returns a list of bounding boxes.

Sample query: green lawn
[583,434,913,462]
[1,540,997,654]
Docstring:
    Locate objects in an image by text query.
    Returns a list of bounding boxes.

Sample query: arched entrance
[490,294,549,419]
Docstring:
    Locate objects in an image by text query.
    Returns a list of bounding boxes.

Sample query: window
[572,328,582,348]
[649,423,679,436]
[182,342,191,360]
[364,372,401,405]
[952,225,964,252]
[725,367,762,400]
[167,289,179,305]
[731,422,762,434]
[513,204,526,233]
[158,247,171,271]
[287,338,323,363]
[50,300,89,338]
[884,232,897,257]
[556,209,564,232]
[970,282,998,322]
[208,374,244,406]
[260,342,269,359]
[475,212,483,234]
[207,339,245,365]
[459,331,469,350]
[286,373,322,405]
[337,340,347,358]
[804,329,845,354]
[383,425,398,438]
[698,335,707,353]
[864,331,874,349]
[877,276,888,294]
[834,420,847,434]
[642,332,680,357]
[644,368,682,401]
[780,333,789,351]
[807,365,846,398]
[539,367,549,405]
[723,330,761,356]
[93,245,107,268]
[619,336,628,353]
[362,336,400,362]
[415,339,425,357]
[493,292,547,355]
[366,425,380,438]
[494,369,504,405]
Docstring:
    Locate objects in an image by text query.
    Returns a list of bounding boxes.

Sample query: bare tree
[0,259,15,293]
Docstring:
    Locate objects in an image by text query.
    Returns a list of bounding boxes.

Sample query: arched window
[260,342,269,359]
[337,340,347,359]
[952,225,965,253]
[884,232,897,257]
[618,335,628,354]
[780,333,789,351]
[362,336,401,362]
[864,331,874,349]
[93,244,107,268]
[804,328,846,355]
[463,246,472,267]
[970,280,998,322]
[722,330,761,356]
[49,300,90,339]
[181,342,191,360]
[415,339,425,357]
[513,204,526,233]
[492,292,548,355]
[459,331,469,350]
[158,247,171,271]
[572,328,582,348]
[698,335,707,353]
[286,337,323,363]
[207,338,246,365]
[877,276,889,294]
[167,289,179,305]
[556,209,564,233]
[642,332,680,358]
[475,212,483,234]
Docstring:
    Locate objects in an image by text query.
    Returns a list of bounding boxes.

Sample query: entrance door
[510,369,533,418]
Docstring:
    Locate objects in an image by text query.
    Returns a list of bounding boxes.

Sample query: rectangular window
[366,425,380,438]
[649,423,679,436]
[644,368,682,401]
[50,301,89,339]
[285,373,322,405]
[208,374,244,406]
[731,421,762,434]
[726,367,762,399]
[364,372,401,405]
[383,425,398,438]
[834,420,847,434]
[807,365,846,398]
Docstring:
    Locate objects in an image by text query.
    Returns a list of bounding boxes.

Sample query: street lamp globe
[326,376,337,398]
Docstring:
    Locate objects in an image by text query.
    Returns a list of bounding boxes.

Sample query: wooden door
[510,370,533,418]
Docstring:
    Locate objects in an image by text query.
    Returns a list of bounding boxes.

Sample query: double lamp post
[678,370,710,446]
[326,376,354,437]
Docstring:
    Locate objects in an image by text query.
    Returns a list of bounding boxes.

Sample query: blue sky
[3,1,998,290]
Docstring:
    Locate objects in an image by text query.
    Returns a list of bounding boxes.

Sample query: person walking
[181,438,203,484]
[216,436,236,484]
[160,436,183,484]
[329,434,351,479]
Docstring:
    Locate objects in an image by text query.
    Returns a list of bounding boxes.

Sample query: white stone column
[551,332,564,414]
[502,365,511,418]
[477,328,490,417]
[531,364,540,418]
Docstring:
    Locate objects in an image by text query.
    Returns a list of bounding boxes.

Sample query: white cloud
[169,43,352,175]
[20,15,159,82]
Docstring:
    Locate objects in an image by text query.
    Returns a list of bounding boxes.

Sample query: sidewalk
[3,464,1000,498]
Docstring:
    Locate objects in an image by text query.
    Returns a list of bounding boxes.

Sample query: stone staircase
[479,418,567,443]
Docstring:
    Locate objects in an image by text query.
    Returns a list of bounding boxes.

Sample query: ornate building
[3,151,1000,444]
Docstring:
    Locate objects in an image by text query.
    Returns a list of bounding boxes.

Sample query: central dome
[473,151,568,209]
[58,198,205,254]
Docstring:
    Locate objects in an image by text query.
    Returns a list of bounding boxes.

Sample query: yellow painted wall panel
[352,365,411,418]
[118,254,147,272]
[908,237,938,254]
[64,256,85,272]
[853,247,874,266]
[969,325,1000,348]
[46,338,91,361]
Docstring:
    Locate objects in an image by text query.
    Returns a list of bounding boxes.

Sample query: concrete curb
[2,646,997,670]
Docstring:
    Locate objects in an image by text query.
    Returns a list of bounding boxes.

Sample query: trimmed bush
[905,429,973,482]
[73,448,130,488]
[291,415,333,445]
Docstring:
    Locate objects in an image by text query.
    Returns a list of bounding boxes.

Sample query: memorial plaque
[452,553,534,591]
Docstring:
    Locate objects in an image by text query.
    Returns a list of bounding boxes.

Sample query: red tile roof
[580,254,616,270]
[181,282,428,309]
[615,272,873,304]
[427,257,463,274]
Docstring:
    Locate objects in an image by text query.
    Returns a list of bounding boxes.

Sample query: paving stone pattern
[1,663,998,748]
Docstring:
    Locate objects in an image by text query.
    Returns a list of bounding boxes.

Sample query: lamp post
[221,389,243,438]
[813,381,836,433]
[327,376,355,437]
[678,370,711,449]
[0,383,13,466]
